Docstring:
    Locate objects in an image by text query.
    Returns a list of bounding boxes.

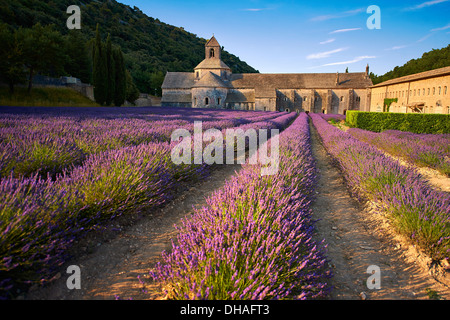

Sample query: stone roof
[161,72,195,89]
[205,36,220,47]
[193,72,230,88]
[371,66,450,88]
[230,73,372,90]
[160,92,192,103]
[162,71,373,95]
[194,58,231,70]
[225,90,255,103]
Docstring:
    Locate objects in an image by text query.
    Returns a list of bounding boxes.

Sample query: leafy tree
[64,30,92,84]
[18,23,66,93]
[125,69,139,103]
[0,23,26,93]
[93,24,108,105]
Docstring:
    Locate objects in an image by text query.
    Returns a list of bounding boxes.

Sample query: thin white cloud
[404,0,449,10]
[385,45,407,51]
[242,8,265,11]
[329,28,362,34]
[417,33,434,42]
[311,8,365,22]
[320,38,336,45]
[307,48,348,60]
[321,56,376,67]
[431,23,450,31]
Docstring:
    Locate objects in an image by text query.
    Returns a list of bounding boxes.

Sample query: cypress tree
[93,24,107,105]
[105,33,115,106]
[113,47,126,106]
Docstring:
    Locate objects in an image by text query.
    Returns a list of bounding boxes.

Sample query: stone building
[161,36,373,114]
[370,66,450,114]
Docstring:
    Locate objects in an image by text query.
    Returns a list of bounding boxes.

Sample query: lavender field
[0,106,297,298]
[1,106,448,300]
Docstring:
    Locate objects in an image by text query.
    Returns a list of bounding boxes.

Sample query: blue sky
[119,0,450,76]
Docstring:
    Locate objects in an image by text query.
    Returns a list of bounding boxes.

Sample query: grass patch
[0,87,100,107]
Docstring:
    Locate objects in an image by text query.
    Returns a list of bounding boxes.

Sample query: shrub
[346,111,450,134]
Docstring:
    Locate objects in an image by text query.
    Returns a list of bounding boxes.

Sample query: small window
[196,71,199,78]
[428,88,430,95]
[340,96,344,102]
[205,97,209,105]
[194,98,197,106]
[209,49,215,58]
[433,87,436,95]
[439,87,441,95]
[303,97,307,101]
[217,98,221,105]
[445,86,448,95]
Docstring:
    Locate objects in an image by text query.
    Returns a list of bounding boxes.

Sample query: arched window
[433,87,436,95]
[196,71,199,78]
[209,48,215,58]
[445,86,448,95]
[340,96,344,102]
[428,88,430,95]
[217,98,221,105]
[439,87,441,95]
[205,97,209,105]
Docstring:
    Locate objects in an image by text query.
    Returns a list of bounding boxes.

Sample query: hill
[0,0,259,95]
[370,44,450,85]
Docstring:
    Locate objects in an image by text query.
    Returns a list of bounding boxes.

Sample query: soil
[22,121,450,301]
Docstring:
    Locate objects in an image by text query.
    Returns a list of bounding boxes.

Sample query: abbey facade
[161,36,373,114]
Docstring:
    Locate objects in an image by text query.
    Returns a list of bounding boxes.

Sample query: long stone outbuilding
[161,36,373,114]
[370,66,450,114]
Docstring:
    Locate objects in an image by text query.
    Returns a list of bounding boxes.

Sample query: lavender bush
[310,113,450,262]
[347,128,450,177]
[150,113,331,300]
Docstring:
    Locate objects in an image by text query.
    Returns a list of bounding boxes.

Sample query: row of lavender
[150,113,331,300]
[345,128,450,177]
[0,109,296,298]
[310,113,450,263]
[0,109,281,180]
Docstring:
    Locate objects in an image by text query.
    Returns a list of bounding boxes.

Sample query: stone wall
[191,87,228,109]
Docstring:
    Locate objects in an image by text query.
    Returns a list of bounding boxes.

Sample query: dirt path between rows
[309,121,450,300]
[24,164,243,300]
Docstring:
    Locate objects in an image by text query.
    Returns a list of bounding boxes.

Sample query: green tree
[93,24,108,105]
[0,24,27,93]
[105,33,115,106]
[64,30,92,84]
[125,69,140,103]
[19,23,65,93]
[113,47,126,106]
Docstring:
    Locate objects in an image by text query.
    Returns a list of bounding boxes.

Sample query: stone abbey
[161,36,450,115]
[161,36,373,114]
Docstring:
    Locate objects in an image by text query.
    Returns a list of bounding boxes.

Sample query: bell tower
[205,35,221,60]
